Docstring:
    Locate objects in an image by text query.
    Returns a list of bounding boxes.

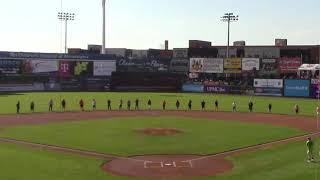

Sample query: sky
[0,0,319,53]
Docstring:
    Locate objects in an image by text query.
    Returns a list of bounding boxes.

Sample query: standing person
[294,104,299,114]
[268,103,272,113]
[162,100,166,110]
[147,99,152,110]
[306,137,315,162]
[135,99,139,110]
[61,99,66,112]
[176,99,180,110]
[317,106,320,116]
[127,100,131,111]
[232,101,237,112]
[248,101,253,112]
[201,100,206,111]
[188,100,192,110]
[79,99,84,111]
[107,99,112,110]
[215,100,219,112]
[92,99,97,111]
[16,101,20,114]
[30,101,35,113]
[49,99,53,112]
[119,99,123,110]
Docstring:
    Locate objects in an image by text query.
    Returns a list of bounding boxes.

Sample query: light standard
[102,0,106,54]
[58,12,75,54]
[221,13,239,58]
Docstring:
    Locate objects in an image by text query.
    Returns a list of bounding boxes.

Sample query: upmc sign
[284,79,310,97]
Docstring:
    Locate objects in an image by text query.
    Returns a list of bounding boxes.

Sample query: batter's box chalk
[144,162,163,168]
[176,161,193,168]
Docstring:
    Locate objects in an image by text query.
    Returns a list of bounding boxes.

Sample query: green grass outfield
[0,92,319,116]
[0,139,318,180]
[0,117,304,156]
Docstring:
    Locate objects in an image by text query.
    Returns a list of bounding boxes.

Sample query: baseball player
[316,106,320,116]
[232,101,237,112]
[201,100,206,111]
[188,100,192,110]
[147,99,152,110]
[92,99,97,111]
[49,99,53,112]
[268,103,272,113]
[135,99,139,110]
[176,100,180,110]
[61,99,66,112]
[127,100,131,111]
[16,101,20,114]
[248,101,253,112]
[294,104,299,114]
[30,101,35,113]
[79,99,84,111]
[162,100,166,110]
[215,100,219,111]
[107,99,112,110]
[119,99,123,110]
[306,137,315,162]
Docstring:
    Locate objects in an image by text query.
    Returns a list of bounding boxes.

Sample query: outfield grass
[0,92,318,116]
[0,139,318,180]
[0,117,304,156]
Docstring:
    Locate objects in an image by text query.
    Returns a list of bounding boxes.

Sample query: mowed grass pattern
[0,92,318,116]
[0,117,304,156]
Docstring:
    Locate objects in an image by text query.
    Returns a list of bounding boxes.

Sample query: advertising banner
[224,58,242,73]
[24,60,58,73]
[0,59,22,74]
[204,85,229,93]
[182,84,204,92]
[279,57,301,73]
[254,79,283,88]
[170,59,189,73]
[93,61,116,76]
[190,58,224,73]
[0,83,45,92]
[259,59,279,76]
[242,58,260,71]
[284,79,310,97]
[311,79,320,98]
[254,87,283,96]
[74,61,93,76]
[117,59,169,72]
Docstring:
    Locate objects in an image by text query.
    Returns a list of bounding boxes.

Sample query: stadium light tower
[102,0,106,54]
[58,12,75,54]
[221,13,239,58]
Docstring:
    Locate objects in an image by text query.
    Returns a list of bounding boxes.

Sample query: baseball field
[0,92,319,180]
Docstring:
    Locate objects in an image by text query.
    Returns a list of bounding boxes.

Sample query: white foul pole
[102,0,106,54]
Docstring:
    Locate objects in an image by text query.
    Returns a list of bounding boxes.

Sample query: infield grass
[0,117,304,156]
[0,92,318,116]
[0,139,318,180]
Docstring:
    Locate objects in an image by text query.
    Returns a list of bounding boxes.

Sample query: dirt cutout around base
[134,128,184,136]
[102,155,233,179]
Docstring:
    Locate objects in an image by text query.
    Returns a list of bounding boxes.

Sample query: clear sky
[0,0,319,53]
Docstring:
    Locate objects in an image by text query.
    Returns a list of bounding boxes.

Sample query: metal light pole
[221,13,239,58]
[102,0,106,54]
[58,12,75,54]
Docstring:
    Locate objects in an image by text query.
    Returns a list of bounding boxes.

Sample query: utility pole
[58,12,75,54]
[221,13,239,58]
[102,0,106,54]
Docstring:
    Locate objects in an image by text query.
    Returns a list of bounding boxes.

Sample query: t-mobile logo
[60,63,69,73]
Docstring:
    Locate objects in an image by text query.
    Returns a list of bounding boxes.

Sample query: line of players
[15,98,305,115]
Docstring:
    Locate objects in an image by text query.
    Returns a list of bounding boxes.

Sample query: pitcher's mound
[102,155,233,179]
[134,128,184,136]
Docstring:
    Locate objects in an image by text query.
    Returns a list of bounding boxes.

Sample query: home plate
[165,163,172,166]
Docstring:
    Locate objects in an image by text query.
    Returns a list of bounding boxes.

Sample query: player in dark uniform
[188,100,192,110]
[215,100,219,111]
[79,99,84,111]
[107,99,112,110]
[176,100,180,110]
[49,99,53,112]
[201,100,206,111]
[30,101,35,113]
[268,103,272,113]
[162,100,166,110]
[119,99,123,110]
[147,99,152,110]
[127,100,131,111]
[16,101,20,114]
[248,101,253,112]
[306,137,315,162]
[61,99,66,112]
[135,99,139,110]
